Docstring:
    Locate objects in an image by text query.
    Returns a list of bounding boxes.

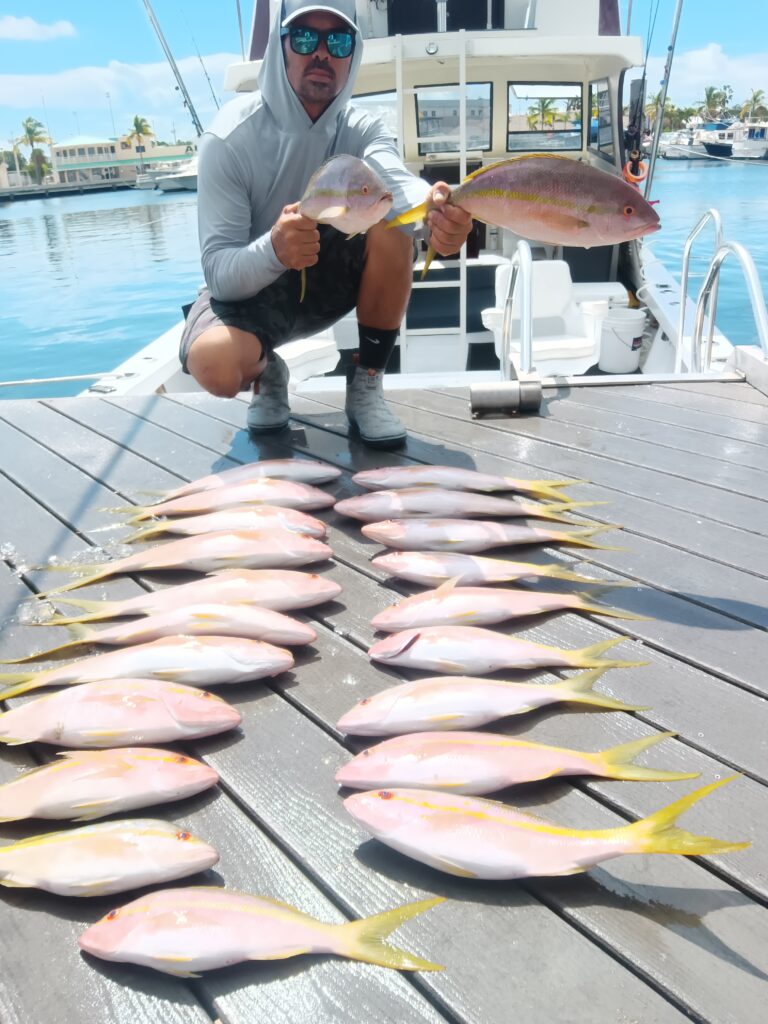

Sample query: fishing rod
[644,0,685,197]
[141,0,205,136]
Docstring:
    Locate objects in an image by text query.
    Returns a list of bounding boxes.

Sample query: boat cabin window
[588,79,614,160]
[415,84,492,156]
[507,83,582,152]
[386,0,507,36]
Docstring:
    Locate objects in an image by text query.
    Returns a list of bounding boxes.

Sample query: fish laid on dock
[389,153,660,276]
[352,465,578,501]
[80,887,443,975]
[371,550,614,586]
[370,579,642,632]
[344,777,748,880]
[336,488,596,522]
[125,505,328,543]
[0,678,242,747]
[336,731,697,794]
[35,529,333,597]
[161,459,342,499]
[0,635,294,701]
[6,603,316,663]
[337,669,647,735]
[0,748,219,821]
[119,478,337,521]
[43,568,342,624]
[0,819,219,896]
[362,518,619,553]
[369,627,644,675]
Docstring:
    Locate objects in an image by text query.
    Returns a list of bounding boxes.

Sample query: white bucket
[580,300,609,348]
[598,307,646,373]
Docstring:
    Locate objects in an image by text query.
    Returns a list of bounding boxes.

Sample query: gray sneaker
[345,366,407,449]
[247,352,290,432]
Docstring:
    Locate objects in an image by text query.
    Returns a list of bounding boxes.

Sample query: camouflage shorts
[179,225,366,372]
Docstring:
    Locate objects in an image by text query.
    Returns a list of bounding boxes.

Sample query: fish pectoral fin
[427,713,464,723]
[152,670,185,680]
[248,946,312,961]
[438,661,467,673]
[78,730,125,740]
[317,205,348,220]
[535,210,591,233]
[433,857,477,878]
[71,799,115,817]
[0,876,34,888]
[434,576,463,596]
[156,956,201,978]
[67,877,123,896]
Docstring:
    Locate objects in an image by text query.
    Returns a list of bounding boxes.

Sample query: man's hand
[271,202,321,270]
[426,182,473,257]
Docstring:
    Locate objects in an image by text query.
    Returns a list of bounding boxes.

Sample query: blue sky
[1,1,767,146]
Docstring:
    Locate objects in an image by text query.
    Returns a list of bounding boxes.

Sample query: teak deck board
[0,377,766,1024]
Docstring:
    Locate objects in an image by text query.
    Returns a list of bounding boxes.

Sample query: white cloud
[0,16,76,41]
[644,44,768,108]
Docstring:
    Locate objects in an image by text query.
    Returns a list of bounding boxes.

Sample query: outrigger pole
[142,0,205,137]
[644,0,684,198]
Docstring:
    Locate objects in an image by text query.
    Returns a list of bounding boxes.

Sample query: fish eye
[623,205,635,216]
[361,184,369,195]
[201,691,213,699]
[173,755,189,764]
[360,697,371,705]
[378,790,393,800]
[175,831,191,841]
[106,909,119,921]
[362,749,370,757]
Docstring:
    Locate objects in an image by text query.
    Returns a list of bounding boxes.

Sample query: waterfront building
[51,134,195,185]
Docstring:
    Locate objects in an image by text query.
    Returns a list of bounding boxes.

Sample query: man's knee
[365,220,413,270]
[186,325,262,398]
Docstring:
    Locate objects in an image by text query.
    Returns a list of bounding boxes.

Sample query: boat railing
[691,241,768,371]
[0,372,131,390]
[500,239,534,376]
[677,208,723,373]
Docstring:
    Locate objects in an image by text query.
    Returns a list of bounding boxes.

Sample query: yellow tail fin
[387,201,429,230]
[509,478,583,501]
[622,775,750,856]
[524,499,607,523]
[554,668,650,712]
[0,625,93,664]
[540,566,632,586]
[564,636,647,670]
[588,732,699,782]
[547,525,624,551]
[35,597,117,626]
[332,897,444,971]
[0,673,39,700]
[571,591,650,621]
[36,566,119,599]
[123,523,168,544]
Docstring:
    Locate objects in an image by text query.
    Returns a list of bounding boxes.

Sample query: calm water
[1,160,766,400]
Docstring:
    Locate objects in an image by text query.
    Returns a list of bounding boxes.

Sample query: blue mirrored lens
[288,27,353,58]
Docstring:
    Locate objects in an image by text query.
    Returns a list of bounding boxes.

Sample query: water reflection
[0,191,200,397]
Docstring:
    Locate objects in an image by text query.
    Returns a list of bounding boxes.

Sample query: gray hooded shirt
[197,7,429,302]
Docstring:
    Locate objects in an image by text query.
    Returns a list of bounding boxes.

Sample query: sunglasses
[281,25,355,59]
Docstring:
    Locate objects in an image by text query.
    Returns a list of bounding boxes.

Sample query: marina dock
[0,379,766,1023]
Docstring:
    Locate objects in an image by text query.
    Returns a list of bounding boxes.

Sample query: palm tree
[126,115,154,172]
[699,86,724,120]
[527,98,556,130]
[17,116,50,184]
[740,89,767,120]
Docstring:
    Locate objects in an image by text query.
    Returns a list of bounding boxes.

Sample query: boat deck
[0,379,767,1024]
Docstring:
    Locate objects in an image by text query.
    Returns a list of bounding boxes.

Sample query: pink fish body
[165,459,341,498]
[0,747,219,821]
[299,155,394,234]
[0,678,242,747]
[368,627,640,675]
[128,506,327,542]
[371,551,600,586]
[337,670,644,735]
[48,569,342,624]
[335,488,573,522]
[0,818,219,896]
[353,466,573,500]
[362,518,610,553]
[344,778,746,881]
[335,731,694,794]
[0,635,294,701]
[370,580,631,632]
[80,886,444,974]
[134,479,336,519]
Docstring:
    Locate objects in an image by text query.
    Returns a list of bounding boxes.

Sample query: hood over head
[259,0,363,133]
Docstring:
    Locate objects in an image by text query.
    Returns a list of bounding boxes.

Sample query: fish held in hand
[159,459,341,499]
[114,479,336,521]
[7,603,316,662]
[369,627,645,675]
[44,569,342,624]
[80,887,443,975]
[336,488,597,522]
[336,730,697,794]
[389,154,660,277]
[362,518,620,553]
[344,777,748,880]
[0,747,219,822]
[372,550,616,587]
[353,465,578,502]
[0,678,242,748]
[0,635,294,701]
[371,579,644,632]
[125,505,327,543]
[34,530,333,598]
[0,819,219,896]
[337,668,647,735]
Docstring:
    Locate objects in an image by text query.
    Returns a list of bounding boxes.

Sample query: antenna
[141,0,205,136]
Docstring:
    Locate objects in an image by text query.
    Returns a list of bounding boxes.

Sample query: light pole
[106,92,117,139]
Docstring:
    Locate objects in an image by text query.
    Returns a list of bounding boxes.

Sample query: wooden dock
[0,378,766,1024]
